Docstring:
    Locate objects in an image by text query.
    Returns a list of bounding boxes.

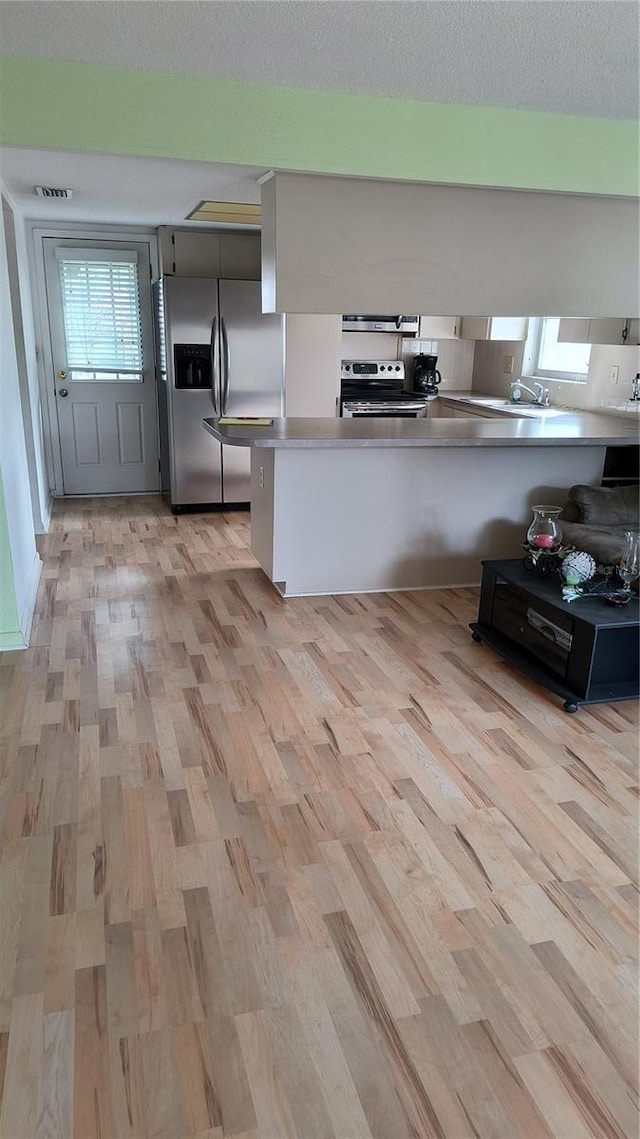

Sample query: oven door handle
[342,402,427,418]
[343,402,427,411]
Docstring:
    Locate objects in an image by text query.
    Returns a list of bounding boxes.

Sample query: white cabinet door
[172,231,222,277]
[285,315,341,416]
[558,317,633,345]
[448,404,501,419]
[160,230,262,279]
[460,316,528,341]
[417,315,460,339]
[557,318,591,343]
[219,234,261,279]
[459,317,491,340]
[588,318,628,344]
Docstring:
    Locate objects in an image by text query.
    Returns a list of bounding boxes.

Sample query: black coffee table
[470,559,640,712]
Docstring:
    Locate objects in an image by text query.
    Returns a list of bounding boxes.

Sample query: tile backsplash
[341,331,476,390]
[472,339,640,417]
[580,345,640,416]
[400,337,475,390]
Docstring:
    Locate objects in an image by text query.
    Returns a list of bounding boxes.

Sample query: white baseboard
[274,579,481,598]
[0,551,42,651]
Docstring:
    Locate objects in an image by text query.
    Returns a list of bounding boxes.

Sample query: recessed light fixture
[34,186,73,199]
[186,200,261,225]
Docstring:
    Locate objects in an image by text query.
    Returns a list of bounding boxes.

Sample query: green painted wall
[0,471,21,647]
[1,55,638,196]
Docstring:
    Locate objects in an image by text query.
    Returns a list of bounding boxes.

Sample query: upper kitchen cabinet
[219,234,261,280]
[158,227,261,279]
[558,317,640,345]
[159,228,220,276]
[417,316,460,339]
[261,173,639,317]
[556,317,591,342]
[460,317,528,341]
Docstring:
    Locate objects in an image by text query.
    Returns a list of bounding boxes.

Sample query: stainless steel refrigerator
[153,276,284,511]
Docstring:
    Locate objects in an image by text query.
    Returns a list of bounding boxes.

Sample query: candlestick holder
[526,505,563,552]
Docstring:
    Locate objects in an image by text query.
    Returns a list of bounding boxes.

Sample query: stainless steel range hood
[342,315,419,333]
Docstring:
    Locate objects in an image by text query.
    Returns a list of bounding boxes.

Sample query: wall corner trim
[34,494,53,536]
[0,550,42,652]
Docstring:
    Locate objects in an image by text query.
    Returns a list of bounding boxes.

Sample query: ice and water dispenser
[174,344,212,389]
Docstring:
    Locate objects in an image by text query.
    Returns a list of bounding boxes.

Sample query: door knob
[57,370,68,380]
[58,388,69,397]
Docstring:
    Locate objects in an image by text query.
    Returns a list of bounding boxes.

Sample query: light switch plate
[610,365,620,384]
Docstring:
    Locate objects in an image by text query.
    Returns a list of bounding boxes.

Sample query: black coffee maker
[413,354,442,397]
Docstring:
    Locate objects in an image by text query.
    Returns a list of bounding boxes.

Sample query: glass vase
[618,530,640,593]
[527,505,563,551]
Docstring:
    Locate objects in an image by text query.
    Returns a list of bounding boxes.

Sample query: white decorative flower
[562,550,597,585]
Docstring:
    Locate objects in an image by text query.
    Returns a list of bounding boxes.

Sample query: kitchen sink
[462,397,513,406]
[460,397,570,418]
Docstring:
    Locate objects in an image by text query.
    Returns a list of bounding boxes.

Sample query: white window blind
[56,250,143,381]
[156,276,167,375]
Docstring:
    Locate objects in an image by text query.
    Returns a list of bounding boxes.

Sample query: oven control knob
[395,365,401,371]
[345,364,351,371]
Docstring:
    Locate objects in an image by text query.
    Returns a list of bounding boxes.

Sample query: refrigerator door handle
[221,317,231,414]
[210,316,220,415]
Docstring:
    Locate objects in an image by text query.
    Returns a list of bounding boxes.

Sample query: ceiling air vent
[34,186,73,199]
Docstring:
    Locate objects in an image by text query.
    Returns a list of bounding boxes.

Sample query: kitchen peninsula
[204,414,638,597]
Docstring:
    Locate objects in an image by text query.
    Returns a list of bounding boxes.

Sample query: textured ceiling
[1,0,638,119]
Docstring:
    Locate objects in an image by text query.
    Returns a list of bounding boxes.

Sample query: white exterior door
[43,239,160,495]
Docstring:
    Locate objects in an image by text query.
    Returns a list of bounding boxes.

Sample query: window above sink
[528,317,591,383]
[518,316,596,385]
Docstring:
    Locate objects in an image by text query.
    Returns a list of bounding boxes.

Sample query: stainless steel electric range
[340,360,428,418]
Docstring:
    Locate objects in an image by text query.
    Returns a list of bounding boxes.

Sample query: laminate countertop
[203,410,639,449]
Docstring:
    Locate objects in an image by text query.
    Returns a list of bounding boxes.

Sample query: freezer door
[218,280,284,503]
[164,277,223,506]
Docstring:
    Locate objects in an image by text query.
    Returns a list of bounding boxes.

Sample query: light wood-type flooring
[0,496,638,1139]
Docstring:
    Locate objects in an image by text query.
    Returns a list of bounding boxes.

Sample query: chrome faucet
[510,379,550,407]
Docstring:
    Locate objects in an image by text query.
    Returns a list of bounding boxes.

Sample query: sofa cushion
[559,499,581,523]
[564,483,639,527]
[559,522,631,568]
